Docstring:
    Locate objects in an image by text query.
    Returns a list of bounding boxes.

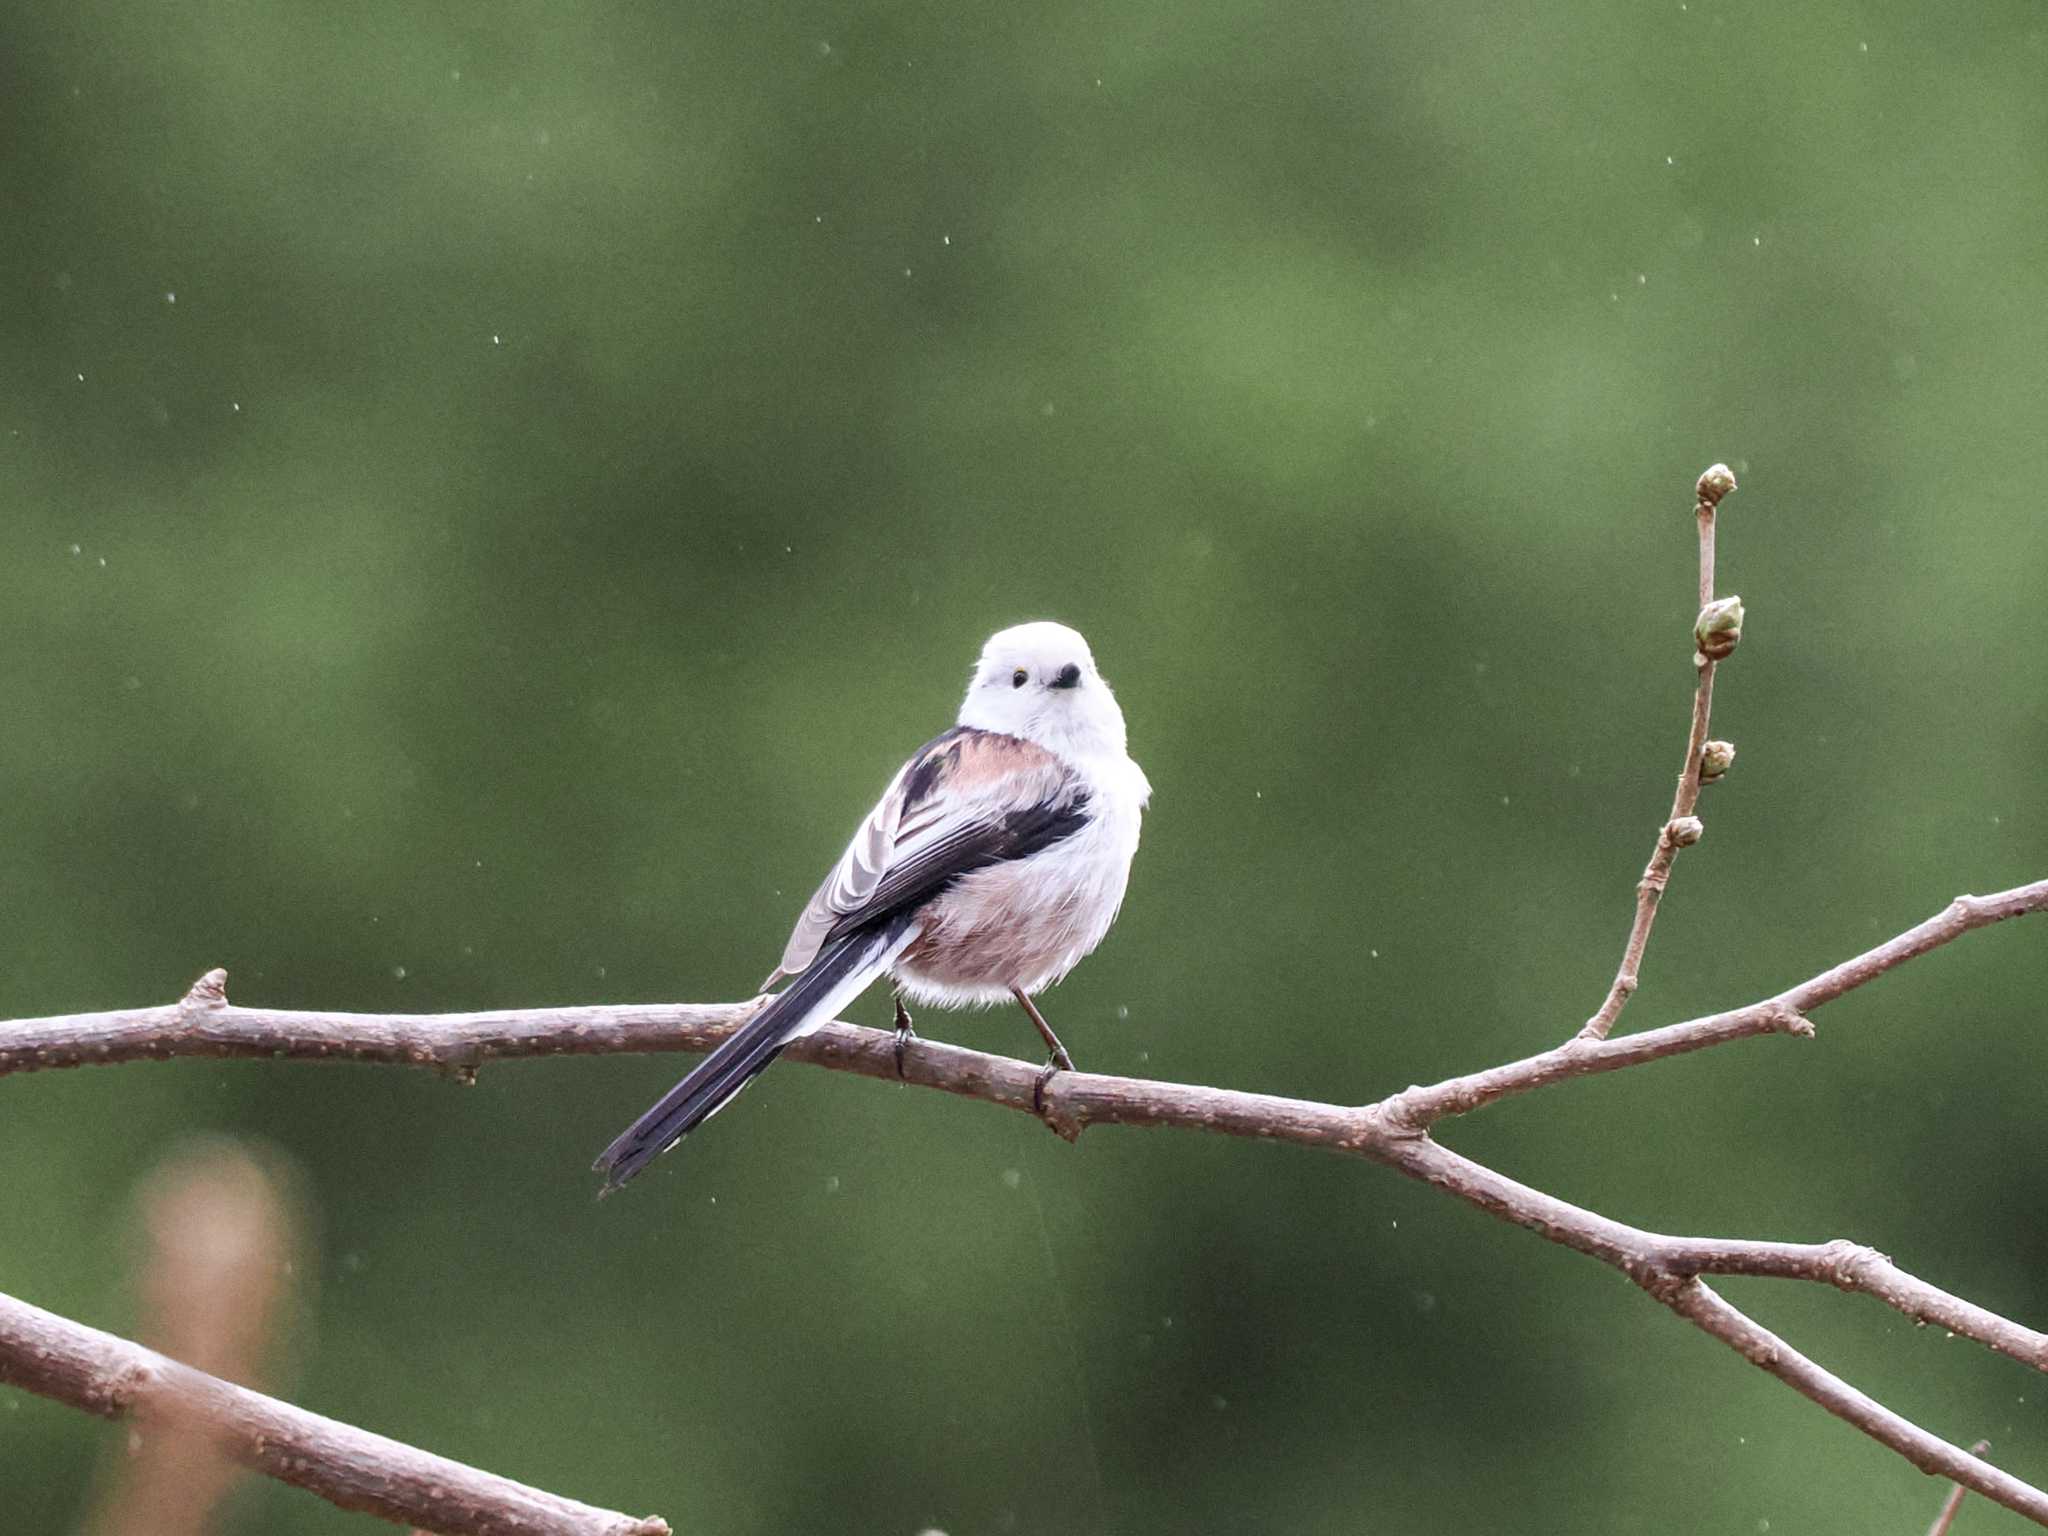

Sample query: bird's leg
[1011,988,1075,1116]
[891,991,919,1080]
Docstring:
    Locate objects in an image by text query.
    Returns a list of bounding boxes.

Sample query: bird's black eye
[1011,668,1029,688]
[1051,662,1082,690]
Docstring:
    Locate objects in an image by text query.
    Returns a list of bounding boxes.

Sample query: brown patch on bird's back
[951,730,1061,784]
[901,727,1062,809]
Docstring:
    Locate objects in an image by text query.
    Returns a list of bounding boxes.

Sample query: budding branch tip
[1697,463,1737,509]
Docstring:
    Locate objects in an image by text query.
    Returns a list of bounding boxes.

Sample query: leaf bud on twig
[1696,463,1738,509]
[1667,816,1705,848]
[1695,596,1744,661]
[1699,739,1737,784]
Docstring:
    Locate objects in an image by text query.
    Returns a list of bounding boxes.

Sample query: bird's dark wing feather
[773,727,1087,977]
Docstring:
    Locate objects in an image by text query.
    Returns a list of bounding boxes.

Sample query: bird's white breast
[894,755,1146,1007]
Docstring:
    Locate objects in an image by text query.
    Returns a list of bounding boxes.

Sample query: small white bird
[594,621,1151,1192]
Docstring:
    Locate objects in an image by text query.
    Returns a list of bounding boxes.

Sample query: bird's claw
[1032,1054,1069,1118]
[892,996,918,1080]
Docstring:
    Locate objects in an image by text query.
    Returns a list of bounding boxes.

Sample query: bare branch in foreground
[0,1290,667,1536]
[1579,462,1738,1041]
[1927,1441,1995,1536]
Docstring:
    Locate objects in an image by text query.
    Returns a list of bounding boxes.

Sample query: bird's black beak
[1050,663,1082,690]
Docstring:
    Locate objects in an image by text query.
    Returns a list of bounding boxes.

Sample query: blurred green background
[5,0,2047,1530]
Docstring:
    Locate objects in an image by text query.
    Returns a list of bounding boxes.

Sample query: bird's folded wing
[772,726,1086,979]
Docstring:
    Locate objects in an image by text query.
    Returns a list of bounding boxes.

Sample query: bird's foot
[892,995,919,1080]
[1031,1045,1075,1118]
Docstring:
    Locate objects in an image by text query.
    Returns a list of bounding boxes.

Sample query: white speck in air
[392,966,408,980]
[165,291,177,304]
[1001,1168,1022,1189]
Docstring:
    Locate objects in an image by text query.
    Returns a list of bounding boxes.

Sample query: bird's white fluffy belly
[894,810,1136,1006]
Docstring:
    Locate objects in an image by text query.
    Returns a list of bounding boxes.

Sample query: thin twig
[0,1290,668,1536]
[1578,464,1737,1041]
[1658,1289,2039,1520]
[1928,1442,1995,1536]
[1383,881,2048,1128]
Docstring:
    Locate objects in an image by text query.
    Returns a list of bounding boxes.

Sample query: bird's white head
[957,621,1131,762]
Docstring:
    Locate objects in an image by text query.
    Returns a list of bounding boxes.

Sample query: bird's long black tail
[592,915,914,1193]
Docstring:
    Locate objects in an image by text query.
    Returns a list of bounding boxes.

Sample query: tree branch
[0,1289,668,1536]
[1579,463,1738,1041]
[1379,1138,2048,1522]
[8,881,2040,1127]
[1659,1286,2043,1522]
[1380,879,2048,1129]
